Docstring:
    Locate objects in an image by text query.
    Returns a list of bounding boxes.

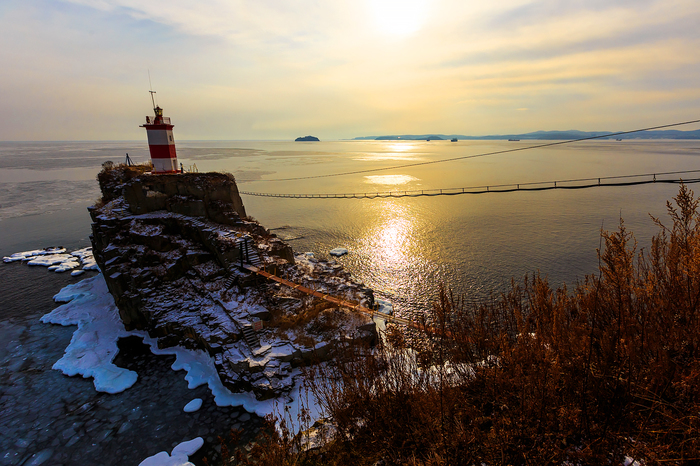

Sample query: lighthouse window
[169,135,173,141]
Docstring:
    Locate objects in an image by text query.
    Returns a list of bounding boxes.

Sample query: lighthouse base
[152,158,179,174]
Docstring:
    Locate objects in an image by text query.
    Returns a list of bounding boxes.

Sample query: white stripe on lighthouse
[146,129,174,146]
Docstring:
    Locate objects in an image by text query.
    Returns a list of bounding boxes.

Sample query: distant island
[353,129,700,141]
[295,135,320,142]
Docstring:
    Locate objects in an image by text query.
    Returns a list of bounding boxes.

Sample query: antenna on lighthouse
[148,70,158,110]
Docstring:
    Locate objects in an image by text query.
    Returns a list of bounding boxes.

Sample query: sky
[1,0,699,140]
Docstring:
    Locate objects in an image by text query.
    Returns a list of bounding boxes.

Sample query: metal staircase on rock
[241,324,260,349]
[237,236,262,267]
[223,267,245,289]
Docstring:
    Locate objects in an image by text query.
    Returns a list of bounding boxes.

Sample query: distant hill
[295,135,320,141]
[353,129,700,141]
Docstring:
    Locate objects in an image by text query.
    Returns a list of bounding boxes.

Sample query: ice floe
[329,247,348,257]
[138,437,204,466]
[4,246,98,274]
[2,247,67,262]
[183,398,203,413]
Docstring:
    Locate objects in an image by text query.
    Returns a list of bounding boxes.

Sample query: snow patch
[138,437,204,466]
[376,298,393,315]
[183,398,203,413]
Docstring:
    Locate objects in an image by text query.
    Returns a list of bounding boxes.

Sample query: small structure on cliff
[90,164,376,400]
[140,91,179,173]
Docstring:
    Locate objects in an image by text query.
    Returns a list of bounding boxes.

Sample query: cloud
[1,0,699,139]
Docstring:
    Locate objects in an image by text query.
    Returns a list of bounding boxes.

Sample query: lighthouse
[140,92,179,173]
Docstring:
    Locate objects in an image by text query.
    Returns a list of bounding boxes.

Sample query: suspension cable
[240,169,700,199]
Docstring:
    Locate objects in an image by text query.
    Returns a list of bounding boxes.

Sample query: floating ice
[329,247,348,257]
[138,437,204,466]
[3,247,67,262]
[5,246,99,274]
[183,398,203,413]
[27,254,74,267]
[54,261,81,273]
[82,258,99,270]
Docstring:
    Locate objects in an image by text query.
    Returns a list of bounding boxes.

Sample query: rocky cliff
[89,164,376,400]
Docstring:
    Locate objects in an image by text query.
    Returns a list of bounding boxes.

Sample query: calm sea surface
[2,139,699,318]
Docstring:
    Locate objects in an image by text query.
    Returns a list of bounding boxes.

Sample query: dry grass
[226,184,700,465]
[269,299,337,332]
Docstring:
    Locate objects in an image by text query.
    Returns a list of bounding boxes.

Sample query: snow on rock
[268,343,297,360]
[41,274,138,394]
[183,398,203,413]
[138,437,204,466]
[254,345,272,357]
[329,247,348,257]
[376,298,393,315]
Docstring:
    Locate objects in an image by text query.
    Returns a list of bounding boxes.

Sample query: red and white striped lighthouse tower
[140,91,179,173]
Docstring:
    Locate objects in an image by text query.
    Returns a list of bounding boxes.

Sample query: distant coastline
[353,129,700,141]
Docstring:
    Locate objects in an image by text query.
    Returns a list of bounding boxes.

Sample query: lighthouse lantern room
[140,92,179,173]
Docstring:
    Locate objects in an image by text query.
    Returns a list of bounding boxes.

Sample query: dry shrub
[238,184,700,465]
[270,300,337,333]
[266,300,340,348]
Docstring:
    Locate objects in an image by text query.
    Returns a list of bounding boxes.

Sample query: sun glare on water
[365,174,419,185]
[369,0,429,36]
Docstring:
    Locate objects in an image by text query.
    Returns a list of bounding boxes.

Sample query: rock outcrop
[89,164,376,400]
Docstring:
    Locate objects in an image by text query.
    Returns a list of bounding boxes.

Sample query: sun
[369,0,429,36]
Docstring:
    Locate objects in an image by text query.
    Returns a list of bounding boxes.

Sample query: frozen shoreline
[40,270,325,464]
[3,242,387,464]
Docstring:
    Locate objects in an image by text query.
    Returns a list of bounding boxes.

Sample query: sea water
[2,139,699,317]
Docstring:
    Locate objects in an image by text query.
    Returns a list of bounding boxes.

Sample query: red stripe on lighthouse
[148,144,177,159]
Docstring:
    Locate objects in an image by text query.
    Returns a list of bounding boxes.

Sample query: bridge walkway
[241,264,445,335]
